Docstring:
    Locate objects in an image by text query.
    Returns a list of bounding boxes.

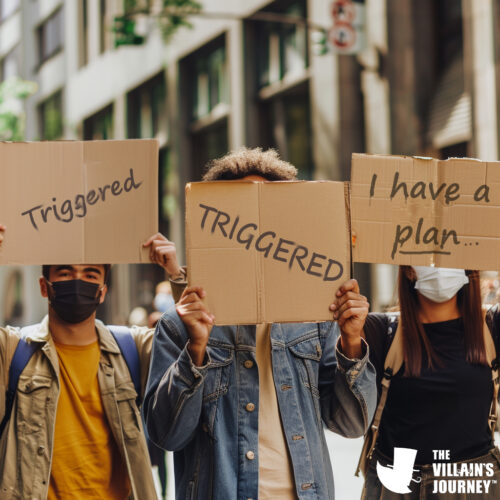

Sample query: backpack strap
[0,328,40,436]
[108,325,141,404]
[369,320,403,454]
[483,315,499,437]
[356,316,403,476]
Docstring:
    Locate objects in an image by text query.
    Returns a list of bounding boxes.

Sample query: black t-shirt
[363,305,500,465]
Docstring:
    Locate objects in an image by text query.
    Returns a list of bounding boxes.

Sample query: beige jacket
[0,316,156,500]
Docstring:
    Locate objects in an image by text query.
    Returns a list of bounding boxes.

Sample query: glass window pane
[1,0,20,20]
[191,40,227,120]
[1,46,19,80]
[39,91,63,140]
[192,121,228,179]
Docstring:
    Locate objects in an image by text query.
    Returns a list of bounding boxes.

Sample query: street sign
[329,0,366,54]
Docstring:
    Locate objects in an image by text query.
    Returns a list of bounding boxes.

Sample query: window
[127,73,169,233]
[127,73,167,140]
[39,91,63,140]
[259,84,313,179]
[0,45,20,81]
[256,0,308,89]
[182,36,229,179]
[192,121,229,180]
[0,0,20,22]
[83,104,114,140]
[426,0,470,153]
[247,1,313,179]
[192,44,228,121]
[99,0,110,54]
[79,0,88,67]
[38,8,64,66]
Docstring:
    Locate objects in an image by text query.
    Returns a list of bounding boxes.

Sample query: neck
[417,293,461,323]
[48,308,98,345]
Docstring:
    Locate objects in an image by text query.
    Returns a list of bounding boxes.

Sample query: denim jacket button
[245,403,255,412]
[246,451,255,460]
[301,483,313,490]
[244,360,254,369]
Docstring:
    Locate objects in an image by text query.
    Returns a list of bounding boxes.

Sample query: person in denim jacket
[143,148,377,500]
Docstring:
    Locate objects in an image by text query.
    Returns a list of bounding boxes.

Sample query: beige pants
[361,448,500,500]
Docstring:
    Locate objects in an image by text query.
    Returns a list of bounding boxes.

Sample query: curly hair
[202,147,298,181]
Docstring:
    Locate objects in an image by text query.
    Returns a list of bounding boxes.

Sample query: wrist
[339,335,363,359]
[187,341,208,367]
[169,267,186,282]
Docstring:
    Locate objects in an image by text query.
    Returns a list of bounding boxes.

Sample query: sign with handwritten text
[186,180,351,324]
[350,154,500,270]
[0,140,158,265]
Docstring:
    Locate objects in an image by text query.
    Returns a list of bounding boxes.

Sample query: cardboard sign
[0,140,158,265]
[186,181,351,325]
[351,153,500,270]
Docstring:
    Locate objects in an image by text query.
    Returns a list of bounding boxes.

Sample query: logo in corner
[377,447,421,494]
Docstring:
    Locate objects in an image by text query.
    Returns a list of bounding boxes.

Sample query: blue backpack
[0,325,140,436]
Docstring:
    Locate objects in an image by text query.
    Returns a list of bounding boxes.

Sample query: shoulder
[363,312,398,373]
[129,325,154,341]
[486,303,500,324]
[0,326,23,384]
[0,325,22,340]
[486,304,500,344]
[0,325,23,355]
[364,312,395,342]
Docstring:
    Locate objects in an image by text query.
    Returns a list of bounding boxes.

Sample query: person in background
[0,224,182,500]
[148,280,175,329]
[361,266,500,499]
[143,148,377,499]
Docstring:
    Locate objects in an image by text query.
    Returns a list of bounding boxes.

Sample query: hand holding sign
[143,233,183,279]
[330,279,368,359]
[176,286,215,366]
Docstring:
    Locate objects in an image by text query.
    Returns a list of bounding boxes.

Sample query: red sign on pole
[329,0,365,54]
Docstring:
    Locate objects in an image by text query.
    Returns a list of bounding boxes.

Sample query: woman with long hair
[360,266,500,499]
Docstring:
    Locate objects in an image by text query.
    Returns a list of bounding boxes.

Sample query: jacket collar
[23,315,121,354]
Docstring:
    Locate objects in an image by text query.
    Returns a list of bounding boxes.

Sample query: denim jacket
[144,309,376,500]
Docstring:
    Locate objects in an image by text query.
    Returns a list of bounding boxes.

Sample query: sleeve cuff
[335,337,369,373]
[177,343,211,383]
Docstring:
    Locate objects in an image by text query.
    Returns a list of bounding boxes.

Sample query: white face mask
[413,266,469,303]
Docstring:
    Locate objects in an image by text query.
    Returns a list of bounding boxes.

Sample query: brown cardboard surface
[351,153,500,270]
[0,140,158,265]
[186,180,350,325]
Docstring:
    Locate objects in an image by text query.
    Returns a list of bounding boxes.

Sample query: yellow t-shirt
[48,340,130,500]
[256,324,297,499]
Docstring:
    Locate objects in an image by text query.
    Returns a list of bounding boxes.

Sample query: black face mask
[47,279,103,324]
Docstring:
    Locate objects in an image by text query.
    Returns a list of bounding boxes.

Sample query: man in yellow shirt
[0,226,183,499]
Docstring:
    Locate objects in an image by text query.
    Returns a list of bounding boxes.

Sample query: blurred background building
[0,0,499,325]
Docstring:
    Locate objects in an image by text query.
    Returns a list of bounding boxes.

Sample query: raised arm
[143,286,215,450]
[319,279,377,437]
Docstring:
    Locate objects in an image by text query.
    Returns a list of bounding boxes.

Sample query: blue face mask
[153,292,174,313]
